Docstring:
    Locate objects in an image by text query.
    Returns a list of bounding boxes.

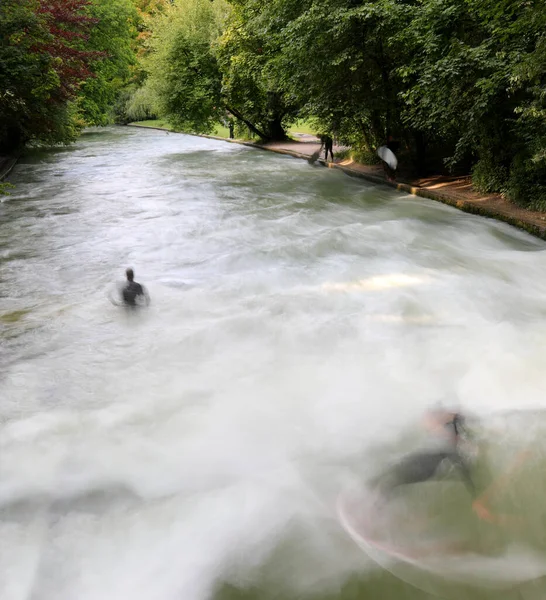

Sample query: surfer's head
[424,401,465,441]
[126,268,134,282]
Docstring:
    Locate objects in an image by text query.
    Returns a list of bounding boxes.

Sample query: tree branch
[225,104,268,140]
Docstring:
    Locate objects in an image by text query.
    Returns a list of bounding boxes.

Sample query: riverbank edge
[129,123,546,240]
[0,156,19,181]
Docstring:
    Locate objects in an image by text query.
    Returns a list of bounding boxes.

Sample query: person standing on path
[320,134,334,162]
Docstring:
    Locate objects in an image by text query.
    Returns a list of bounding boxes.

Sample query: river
[2,126,546,600]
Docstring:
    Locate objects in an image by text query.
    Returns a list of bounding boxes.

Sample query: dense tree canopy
[76,0,139,126]
[399,0,546,202]
[1,0,544,208]
[0,0,98,152]
[138,0,230,133]
[264,0,411,152]
[0,0,138,152]
[215,0,300,140]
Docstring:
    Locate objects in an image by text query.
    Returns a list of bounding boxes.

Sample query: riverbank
[0,155,18,181]
[122,123,546,240]
[260,139,546,240]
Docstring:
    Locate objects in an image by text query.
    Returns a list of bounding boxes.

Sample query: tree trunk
[413,130,427,175]
[225,105,268,141]
[0,124,24,155]
[360,121,373,152]
[265,114,287,141]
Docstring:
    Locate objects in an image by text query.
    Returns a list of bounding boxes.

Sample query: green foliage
[288,119,320,136]
[0,0,82,151]
[130,119,175,130]
[507,149,546,211]
[333,148,351,161]
[0,181,15,196]
[124,85,159,122]
[212,124,231,138]
[399,0,546,199]
[77,0,139,125]
[351,146,381,166]
[0,0,139,152]
[139,0,230,134]
[270,0,410,146]
[216,0,300,140]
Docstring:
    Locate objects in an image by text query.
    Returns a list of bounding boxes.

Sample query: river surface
[2,126,546,600]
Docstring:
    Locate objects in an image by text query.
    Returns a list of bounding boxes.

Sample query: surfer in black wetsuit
[375,409,492,519]
[122,268,150,307]
[386,413,474,491]
[319,134,334,162]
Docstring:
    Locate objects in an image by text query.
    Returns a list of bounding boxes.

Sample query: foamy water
[2,127,546,600]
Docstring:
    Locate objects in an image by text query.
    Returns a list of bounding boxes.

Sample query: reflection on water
[2,127,546,600]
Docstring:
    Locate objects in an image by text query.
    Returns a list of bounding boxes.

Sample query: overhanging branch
[225,105,268,140]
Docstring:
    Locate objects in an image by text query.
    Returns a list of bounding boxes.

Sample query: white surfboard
[377,146,398,170]
[337,488,546,590]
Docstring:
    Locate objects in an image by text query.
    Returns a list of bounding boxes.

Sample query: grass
[131,119,175,131]
[288,119,318,136]
[212,124,230,138]
[130,118,320,141]
[131,120,233,139]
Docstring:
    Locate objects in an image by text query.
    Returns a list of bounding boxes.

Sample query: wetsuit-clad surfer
[376,409,491,519]
[122,268,150,307]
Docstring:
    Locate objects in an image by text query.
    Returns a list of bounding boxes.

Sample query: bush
[351,146,381,166]
[471,156,509,195]
[507,151,546,211]
[0,182,15,196]
[334,148,351,161]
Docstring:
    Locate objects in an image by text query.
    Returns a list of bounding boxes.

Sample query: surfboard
[337,489,465,562]
[377,146,398,170]
[337,486,546,589]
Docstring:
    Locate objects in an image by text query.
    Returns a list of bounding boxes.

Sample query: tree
[139,0,230,134]
[76,0,139,126]
[216,0,301,140]
[399,0,546,203]
[0,0,99,152]
[230,0,413,147]
[133,0,170,50]
[134,0,299,140]
[1,0,141,151]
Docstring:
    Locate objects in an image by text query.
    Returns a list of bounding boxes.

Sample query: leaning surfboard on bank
[377,145,398,170]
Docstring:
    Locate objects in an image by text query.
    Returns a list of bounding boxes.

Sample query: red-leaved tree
[35,0,104,103]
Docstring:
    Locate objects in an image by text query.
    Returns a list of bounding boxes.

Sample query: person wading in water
[121,268,150,307]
